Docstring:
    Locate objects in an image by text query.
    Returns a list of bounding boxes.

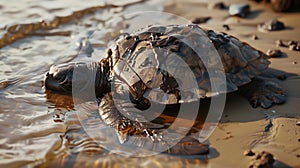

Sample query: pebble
[248,151,275,168]
[293,61,297,64]
[266,49,282,58]
[229,3,250,18]
[288,41,298,46]
[258,19,285,32]
[252,35,258,40]
[296,121,300,126]
[289,44,300,51]
[223,24,230,31]
[275,40,285,47]
[289,44,297,51]
[208,2,227,10]
[192,16,211,24]
[244,150,255,156]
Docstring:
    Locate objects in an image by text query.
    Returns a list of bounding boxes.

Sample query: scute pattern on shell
[109,24,270,104]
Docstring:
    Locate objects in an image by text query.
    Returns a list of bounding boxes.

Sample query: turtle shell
[108,24,270,104]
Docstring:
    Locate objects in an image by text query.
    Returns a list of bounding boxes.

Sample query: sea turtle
[44,24,286,154]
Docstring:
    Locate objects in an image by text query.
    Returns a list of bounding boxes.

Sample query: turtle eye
[53,71,66,82]
[45,72,50,77]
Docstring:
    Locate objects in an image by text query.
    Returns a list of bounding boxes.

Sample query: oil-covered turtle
[44,24,286,154]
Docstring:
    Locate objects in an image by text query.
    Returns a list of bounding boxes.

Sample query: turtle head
[44,61,111,98]
[44,63,75,93]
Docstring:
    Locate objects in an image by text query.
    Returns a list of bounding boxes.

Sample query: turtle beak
[44,63,74,93]
[44,72,67,92]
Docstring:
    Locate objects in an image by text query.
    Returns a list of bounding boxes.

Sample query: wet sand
[165,0,300,167]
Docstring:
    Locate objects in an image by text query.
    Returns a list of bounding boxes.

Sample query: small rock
[192,16,211,24]
[229,3,250,18]
[277,74,287,80]
[288,41,298,46]
[249,151,275,168]
[266,49,282,58]
[289,44,297,51]
[293,61,297,64]
[223,24,230,31]
[296,121,300,126]
[252,34,258,40]
[288,44,300,51]
[244,149,255,156]
[208,2,227,10]
[258,19,285,32]
[275,40,285,47]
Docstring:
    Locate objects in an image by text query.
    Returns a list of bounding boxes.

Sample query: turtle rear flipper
[239,78,287,109]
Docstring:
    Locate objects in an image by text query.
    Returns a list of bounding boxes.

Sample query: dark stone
[258,19,285,32]
[208,2,227,10]
[289,44,300,51]
[252,35,258,40]
[288,40,297,46]
[223,24,230,31]
[266,49,283,58]
[192,16,211,24]
[249,151,275,168]
[229,3,250,18]
[244,149,255,156]
[276,40,285,47]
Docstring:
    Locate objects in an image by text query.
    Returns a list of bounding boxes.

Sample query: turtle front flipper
[239,78,287,109]
[99,92,163,143]
[98,92,209,155]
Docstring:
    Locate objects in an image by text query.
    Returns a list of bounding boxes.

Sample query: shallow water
[0,0,212,167]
